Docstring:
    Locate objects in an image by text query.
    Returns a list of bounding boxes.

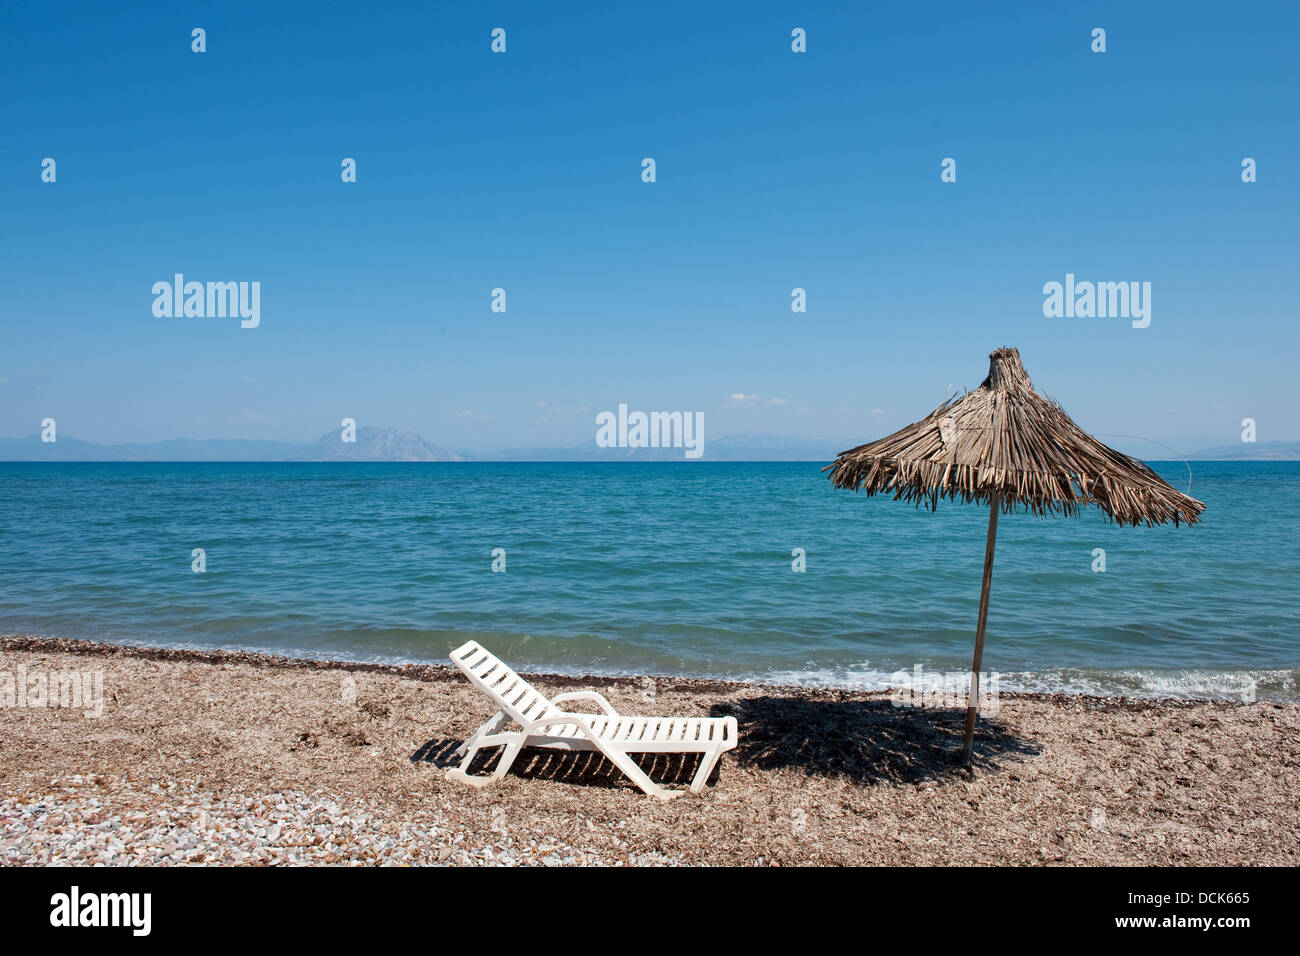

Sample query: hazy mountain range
[1180,441,1300,461]
[487,433,849,462]
[0,427,466,462]
[0,427,847,462]
[0,428,1295,462]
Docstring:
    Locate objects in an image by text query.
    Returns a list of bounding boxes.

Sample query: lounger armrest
[521,713,601,739]
[550,691,618,716]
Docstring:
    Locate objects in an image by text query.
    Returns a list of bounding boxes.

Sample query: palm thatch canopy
[825,347,1204,527]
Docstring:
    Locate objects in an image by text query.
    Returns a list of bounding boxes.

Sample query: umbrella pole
[961,491,1001,766]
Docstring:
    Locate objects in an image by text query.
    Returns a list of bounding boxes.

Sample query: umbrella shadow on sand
[711,696,1040,785]
[411,738,711,792]
[412,696,1038,792]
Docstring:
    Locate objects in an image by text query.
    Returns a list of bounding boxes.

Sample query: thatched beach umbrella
[825,347,1205,765]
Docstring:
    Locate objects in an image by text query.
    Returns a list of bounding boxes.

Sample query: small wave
[745,665,1298,702]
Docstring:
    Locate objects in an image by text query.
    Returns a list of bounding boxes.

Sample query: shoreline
[0,635,1269,708]
[2,636,1297,865]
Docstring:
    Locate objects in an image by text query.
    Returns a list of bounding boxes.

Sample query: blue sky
[1,1,1296,455]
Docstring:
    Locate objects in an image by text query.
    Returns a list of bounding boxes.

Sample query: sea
[1,461,1296,700]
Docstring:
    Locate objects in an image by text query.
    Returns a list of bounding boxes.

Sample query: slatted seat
[446,640,738,800]
[530,715,737,749]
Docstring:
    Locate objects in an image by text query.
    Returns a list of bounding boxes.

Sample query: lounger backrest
[450,640,559,726]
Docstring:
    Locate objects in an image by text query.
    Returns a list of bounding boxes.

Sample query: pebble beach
[2,637,1297,866]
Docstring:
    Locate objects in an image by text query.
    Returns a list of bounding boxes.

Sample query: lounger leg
[689,748,723,794]
[598,747,682,801]
[491,737,525,781]
[446,743,489,787]
[446,730,516,788]
[455,710,507,758]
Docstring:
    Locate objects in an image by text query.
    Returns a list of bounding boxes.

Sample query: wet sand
[1,636,1296,866]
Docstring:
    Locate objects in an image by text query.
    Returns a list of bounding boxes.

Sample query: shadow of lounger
[412,737,714,793]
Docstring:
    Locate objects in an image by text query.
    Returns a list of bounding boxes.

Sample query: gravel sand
[2,637,1296,866]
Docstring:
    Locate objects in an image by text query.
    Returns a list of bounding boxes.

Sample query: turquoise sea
[1,461,1296,700]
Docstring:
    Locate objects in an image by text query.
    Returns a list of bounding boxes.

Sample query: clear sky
[2,1,1296,456]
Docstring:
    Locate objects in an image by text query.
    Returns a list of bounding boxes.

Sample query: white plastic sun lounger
[446,640,738,800]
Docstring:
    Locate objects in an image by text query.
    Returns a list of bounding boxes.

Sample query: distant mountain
[21,428,1277,463]
[0,435,305,461]
[126,438,304,460]
[294,426,466,462]
[710,433,849,461]
[1182,441,1300,461]
[0,435,119,461]
[486,441,695,461]
[485,433,848,462]
[0,427,467,462]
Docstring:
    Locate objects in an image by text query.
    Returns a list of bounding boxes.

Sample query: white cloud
[727,393,794,408]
